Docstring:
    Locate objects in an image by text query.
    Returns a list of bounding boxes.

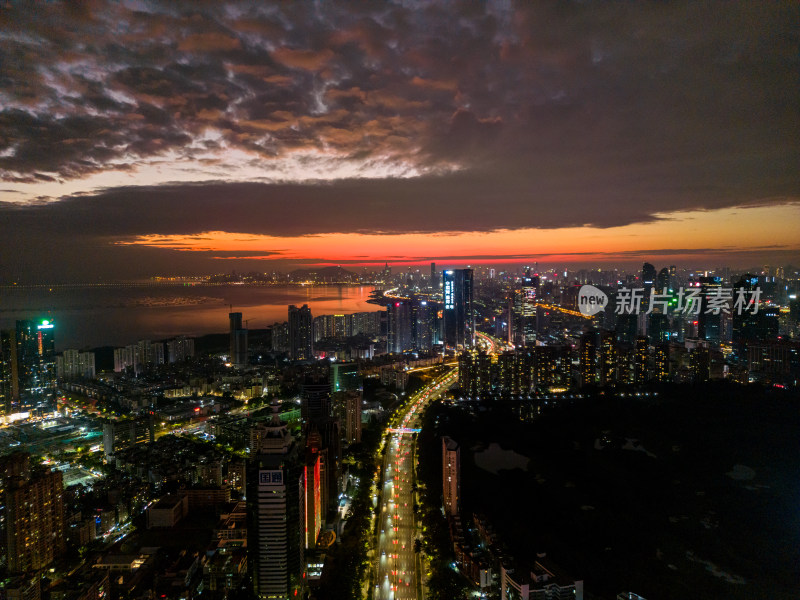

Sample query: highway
[374,367,458,600]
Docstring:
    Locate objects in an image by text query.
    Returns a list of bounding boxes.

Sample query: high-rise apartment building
[56,349,95,380]
[579,330,598,387]
[386,301,413,354]
[442,436,460,516]
[3,453,65,573]
[113,340,165,373]
[341,391,362,445]
[634,336,649,384]
[166,336,195,363]
[288,305,313,361]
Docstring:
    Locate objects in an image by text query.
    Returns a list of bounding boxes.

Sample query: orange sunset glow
[120,203,800,267]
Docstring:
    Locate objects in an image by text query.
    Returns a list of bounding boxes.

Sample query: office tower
[579,331,598,387]
[639,263,657,335]
[386,301,413,354]
[599,330,617,386]
[1,329,20,414]
[329,362,360,394]
[300,373,339,513]
[633,336,649,384]
[430,262,438,288]
[641,263,657,288]
[3,454,65,573]
[697,276,723,343]
[656,267,670,292]
[229,312,248,368]
[102,416,155,462]
[248,406,303,599]
[648,313,671,344]
[11,320,56,407]
[303,452,322,550]
[443,269,475,349]
[616,312,638,346]
[166,336,195,363]
[301,373,331,425]
[690,345,710,382]
[56,349,95,380]
[442,436,460,516]
[288,305,313,361]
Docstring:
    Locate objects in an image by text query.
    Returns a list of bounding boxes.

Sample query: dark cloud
[0,1,798,279]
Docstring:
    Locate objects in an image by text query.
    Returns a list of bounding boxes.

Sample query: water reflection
[0,284,376,349]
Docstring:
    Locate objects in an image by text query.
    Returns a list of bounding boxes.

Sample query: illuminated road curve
[374,367,458,600]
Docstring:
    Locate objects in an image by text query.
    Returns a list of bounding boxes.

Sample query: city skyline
[0,1,797,282]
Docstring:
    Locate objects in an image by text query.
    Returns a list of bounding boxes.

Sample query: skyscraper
[579,330,598,387]
[288,305,313,361]
[248,406,304,599]
[3,453,66,573]
[442,436,460,516]
[341,391,362,445]
[443,269,474,349]
[4,320,57,408]
[412,299,436,351]
[599,330,617,386]
[300,373,340,513]
[386,301,413,354]
[229,312,248,368]
[0,329,19,414]
[634,336,649,384]
[430,262,438,289]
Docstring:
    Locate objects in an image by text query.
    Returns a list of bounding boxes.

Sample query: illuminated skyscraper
[599,330,617,386]
[4,320,57,407]
[288,304,313,361]
[655,343,670,382]
[248,406,303,599]
[229,312,248,368]
[3,453,65,573]
[442,436,460,516]
[386,301,413,354]
[579,330,598,387]
[634,336,649,384]
[0,329,19,414]
[443,269,474,349]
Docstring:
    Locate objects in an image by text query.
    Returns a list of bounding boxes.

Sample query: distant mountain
[288,266,358,282]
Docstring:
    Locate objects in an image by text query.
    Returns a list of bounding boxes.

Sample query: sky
[0,0,798,282]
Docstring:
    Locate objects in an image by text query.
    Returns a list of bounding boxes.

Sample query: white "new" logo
[577,285,608,316]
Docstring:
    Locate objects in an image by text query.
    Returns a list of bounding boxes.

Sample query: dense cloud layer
[0,1,798,278]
